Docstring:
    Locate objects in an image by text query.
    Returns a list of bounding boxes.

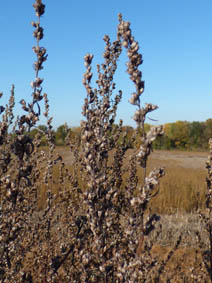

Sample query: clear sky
[0,0,212,129]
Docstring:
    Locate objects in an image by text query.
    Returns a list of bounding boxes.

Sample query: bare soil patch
[56,147,208,169]
[150,150,208,169]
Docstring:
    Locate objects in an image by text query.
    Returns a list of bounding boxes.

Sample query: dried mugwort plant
[195,139,212,283]
[0,1,58,282]
[0,2,177,282]
[75,13,169,282]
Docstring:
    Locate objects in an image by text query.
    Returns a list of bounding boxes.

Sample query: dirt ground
[57,147,208,170]
[150,150,208,169]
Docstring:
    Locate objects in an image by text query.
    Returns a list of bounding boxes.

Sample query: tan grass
[37,147,207,214]
[37,147,208,245]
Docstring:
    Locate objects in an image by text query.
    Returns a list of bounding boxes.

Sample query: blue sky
[0,0,211,128]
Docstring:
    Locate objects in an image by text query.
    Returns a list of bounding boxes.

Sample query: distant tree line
[28,123,81,146]
[154,119,212,150]
[28,119,212,150]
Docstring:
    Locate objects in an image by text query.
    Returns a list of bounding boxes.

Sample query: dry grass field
[52,147,208,232]
[55,147,207,213]
[149,150,207,214]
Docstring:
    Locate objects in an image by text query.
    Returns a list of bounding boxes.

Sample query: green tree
[203,119,212,149]
[188,121,204,149]
[166,121,190,149]
[28,125,48,145]
[55,123,69,145]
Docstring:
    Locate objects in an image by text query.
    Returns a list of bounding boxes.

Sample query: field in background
[54,147,208,214]
[149,150,207,214]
